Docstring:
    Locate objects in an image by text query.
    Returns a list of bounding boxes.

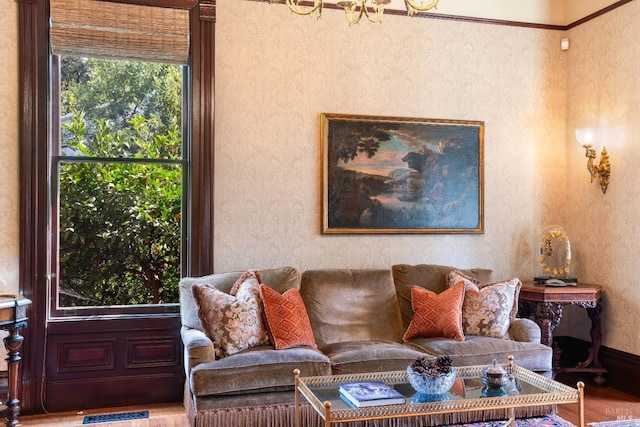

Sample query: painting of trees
[323,114,483,233]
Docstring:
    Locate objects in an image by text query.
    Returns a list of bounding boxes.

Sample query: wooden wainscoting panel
[126,337,181,368]
[57,340,115,372]
[44,316,184,412]
[45,374,184,412]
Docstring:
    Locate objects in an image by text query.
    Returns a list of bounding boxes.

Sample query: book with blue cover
[338,381,405,408]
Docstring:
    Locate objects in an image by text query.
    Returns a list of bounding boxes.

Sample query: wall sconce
[575,128,610,194]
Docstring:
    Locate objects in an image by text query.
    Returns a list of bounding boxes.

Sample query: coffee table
[294,357,584,427]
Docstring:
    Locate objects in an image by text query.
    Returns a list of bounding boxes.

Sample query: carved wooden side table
[0,295,31,427]
[518,282,607,385]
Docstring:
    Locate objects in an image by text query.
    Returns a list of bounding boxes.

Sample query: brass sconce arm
[582,144,610,194]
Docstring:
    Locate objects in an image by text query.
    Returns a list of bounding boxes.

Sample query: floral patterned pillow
[447,270,521,339]
[192,271,269,358]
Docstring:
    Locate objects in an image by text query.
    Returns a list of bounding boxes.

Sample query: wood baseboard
[555,336,640,397]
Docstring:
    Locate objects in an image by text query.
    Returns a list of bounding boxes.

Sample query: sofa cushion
[260,285,317,350]
[190,345,331,396]
[301,269,404,348]
[179,266,299,332]
[320,340,431,375]
[402,283,465,342]
[391,264,493,331]
[448,270,522,339]
[407,335,553,372]
[192,272,269,358]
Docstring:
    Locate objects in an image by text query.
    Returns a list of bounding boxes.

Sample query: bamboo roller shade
[50,0,190,65]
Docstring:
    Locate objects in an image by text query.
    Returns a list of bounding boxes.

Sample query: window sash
[48,56,189,318]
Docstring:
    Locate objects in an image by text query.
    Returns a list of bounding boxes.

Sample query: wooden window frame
[17,0,216,413]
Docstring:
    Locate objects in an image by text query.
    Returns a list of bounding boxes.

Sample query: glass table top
[295,363,582,422]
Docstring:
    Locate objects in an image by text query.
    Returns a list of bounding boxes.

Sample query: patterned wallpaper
[562,1,640,353]
[3,1,638,356]
[215,2,566,278]
[214,3,566,280]
[0,4,20,296]
[214,0,640,356]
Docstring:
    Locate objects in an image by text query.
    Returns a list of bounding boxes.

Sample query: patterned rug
[589,420,640,427]
[447,415,575,427]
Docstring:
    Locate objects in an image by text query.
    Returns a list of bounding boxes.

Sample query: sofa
[179,264,553,427]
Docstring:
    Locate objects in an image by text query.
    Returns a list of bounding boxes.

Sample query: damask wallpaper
[214,0,640,356]
[0,4,20,296]
[1,1,639,357]
[563,1,640,353]
[214,1,566,285]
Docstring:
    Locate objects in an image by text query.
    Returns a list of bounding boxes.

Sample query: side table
[518,282,607,385]
[0,295,31,427]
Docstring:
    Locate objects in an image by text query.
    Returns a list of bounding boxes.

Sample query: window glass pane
[60,56,183,159]
[55,55,184,311]
[58,162,182,308]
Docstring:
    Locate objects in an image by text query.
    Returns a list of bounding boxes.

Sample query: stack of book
[338,381,406,408]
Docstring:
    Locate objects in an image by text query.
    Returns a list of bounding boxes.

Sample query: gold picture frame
[322,113,484,234]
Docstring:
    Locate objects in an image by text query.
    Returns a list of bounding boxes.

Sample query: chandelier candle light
[275,0,439,24]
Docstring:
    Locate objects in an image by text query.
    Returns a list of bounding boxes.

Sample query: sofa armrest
[508,318,541,343]
[181,326,215,375]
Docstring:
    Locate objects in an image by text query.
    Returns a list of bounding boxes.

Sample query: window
[49,0,190,316]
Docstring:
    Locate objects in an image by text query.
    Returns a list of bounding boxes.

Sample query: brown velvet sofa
[179,265,553,427]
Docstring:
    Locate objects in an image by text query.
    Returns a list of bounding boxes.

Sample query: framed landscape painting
[322,113,484,234]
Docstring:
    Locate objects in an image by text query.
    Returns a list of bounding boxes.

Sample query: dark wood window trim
[17,0,215,414]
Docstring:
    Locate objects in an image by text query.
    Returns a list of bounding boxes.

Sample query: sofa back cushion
[300,269,403,348]
[391,264,493,331]
[179,266,300,331]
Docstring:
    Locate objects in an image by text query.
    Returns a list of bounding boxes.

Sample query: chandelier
[277,0,439,24]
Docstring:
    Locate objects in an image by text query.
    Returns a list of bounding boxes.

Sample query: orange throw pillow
[260,285,317,350]
[403,282,465,342]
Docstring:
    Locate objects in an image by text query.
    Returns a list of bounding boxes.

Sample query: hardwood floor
[19,402,188,426]
[555,372,640,424]
[17,374,640,426]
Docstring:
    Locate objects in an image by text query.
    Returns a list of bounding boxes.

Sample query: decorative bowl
[410,392,451,403]
[406,366,457,395]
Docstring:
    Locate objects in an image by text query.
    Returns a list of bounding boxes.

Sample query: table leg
[294,369,300,427]
[528,302,564,374]
[3,325,25,427]
[533,302,564,347]
[577,381,585,427]
[575,304,606,384]
[577,305,602,368]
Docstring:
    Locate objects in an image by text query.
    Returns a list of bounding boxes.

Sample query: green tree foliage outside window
[58,57,183,308]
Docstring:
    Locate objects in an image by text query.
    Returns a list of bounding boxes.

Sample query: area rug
[445,415,575,427]
[589,420,640,427]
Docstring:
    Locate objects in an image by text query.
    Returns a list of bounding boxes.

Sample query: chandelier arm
[365,0,385,23]
[404,0,439,16]
[285,0,323,17]
[345,1,365,25]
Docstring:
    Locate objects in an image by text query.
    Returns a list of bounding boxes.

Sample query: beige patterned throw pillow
[192,271,269,358]
[447,270,521,339]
